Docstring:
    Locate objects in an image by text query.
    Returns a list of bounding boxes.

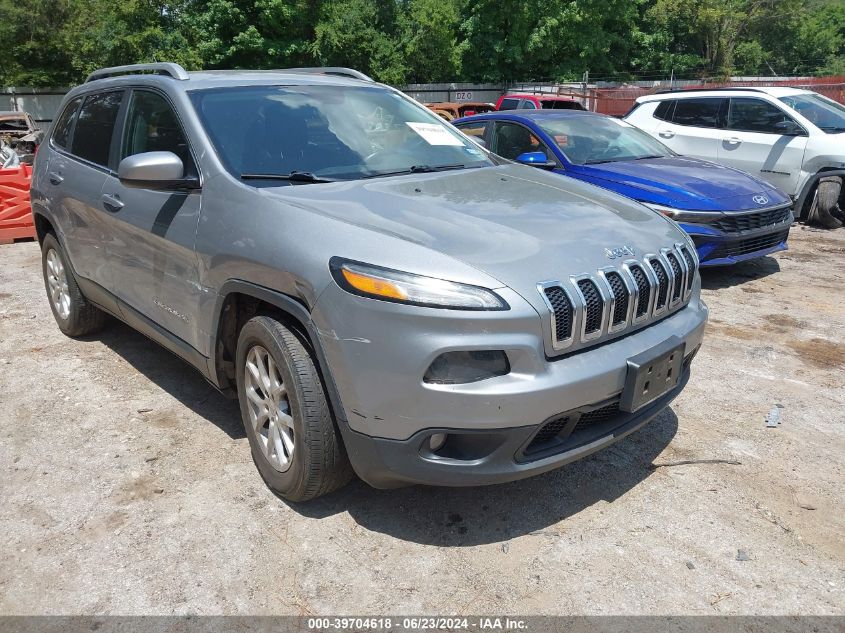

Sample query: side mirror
[118,151,199,190]
[774,120,805,136]
[516,151,556,170]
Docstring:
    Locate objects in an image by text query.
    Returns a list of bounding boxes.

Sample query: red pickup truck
[495,94,585,111]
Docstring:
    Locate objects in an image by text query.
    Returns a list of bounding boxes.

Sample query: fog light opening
[429,433,448,452]
[423,350,510,385]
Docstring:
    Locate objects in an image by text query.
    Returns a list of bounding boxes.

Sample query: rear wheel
[41,233,108,337]
[236,316,353,501]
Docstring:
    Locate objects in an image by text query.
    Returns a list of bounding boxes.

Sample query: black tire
[817,177,843,227]
[236,316,353,501]
[41,233,108,337]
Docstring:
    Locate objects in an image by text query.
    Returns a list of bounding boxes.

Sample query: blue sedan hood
[571,156,790,211]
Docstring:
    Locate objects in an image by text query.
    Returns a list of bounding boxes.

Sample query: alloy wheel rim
[46,249,71,320]
[244,345,295,472]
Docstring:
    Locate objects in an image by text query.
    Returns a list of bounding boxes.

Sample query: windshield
[0,117,29,132]
[779,93,845,133]
[190,85,493,183]
[537,116,673,165]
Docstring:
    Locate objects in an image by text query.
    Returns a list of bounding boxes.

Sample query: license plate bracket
[620,337,685,413]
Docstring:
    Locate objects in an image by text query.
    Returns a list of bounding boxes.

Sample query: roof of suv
[78,64,379,93]
[502,94,579,102]
[457,110,598,123]
[637,86,811,102]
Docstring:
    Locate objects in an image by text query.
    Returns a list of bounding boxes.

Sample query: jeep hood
[264,164,687,297]
[570,156,790,211]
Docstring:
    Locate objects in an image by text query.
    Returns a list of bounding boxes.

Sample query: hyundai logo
[605,245,635,260]
[753,195,769,205]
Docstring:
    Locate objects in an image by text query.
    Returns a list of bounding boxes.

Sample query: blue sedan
[453,110,794,266]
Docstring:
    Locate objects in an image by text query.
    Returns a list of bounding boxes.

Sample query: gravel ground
[0,225,843,616]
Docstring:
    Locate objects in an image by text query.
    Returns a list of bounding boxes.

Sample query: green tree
[1,0,842,88]
[639,0,804,79]
[399,0,461,83]
[312,0,406,83]
[0,0,78,85]
[459,0,638,82]
[68,0,202,78]
[182,0,317,69]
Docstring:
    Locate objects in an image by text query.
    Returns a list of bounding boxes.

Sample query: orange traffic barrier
[0,164,36,243]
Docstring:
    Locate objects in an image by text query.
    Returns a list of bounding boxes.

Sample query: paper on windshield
[406,122,464,146]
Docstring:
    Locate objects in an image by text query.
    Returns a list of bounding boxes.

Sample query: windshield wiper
[632,155,665,160]
[240,170,339,183]
[819,126,845,133]
[363,163,466,178]
[584,159,615,164]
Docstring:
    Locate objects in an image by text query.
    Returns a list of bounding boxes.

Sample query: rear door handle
[101,193,124,213]
[658,130,675,139]
[723,137,742,146]
[48,172,64,185]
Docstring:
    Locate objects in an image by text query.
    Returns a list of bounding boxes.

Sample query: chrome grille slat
[665,250,683,305]
[539,247,699,351]
[605,272,628,326]
[577,278,603,336]
[680,246,696,294]
[649,257,669,314]
[627,263,652,320]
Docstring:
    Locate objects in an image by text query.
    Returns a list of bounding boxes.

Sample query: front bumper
[343,364,692,488]
[312,281,708,488]
[679,210,793,266]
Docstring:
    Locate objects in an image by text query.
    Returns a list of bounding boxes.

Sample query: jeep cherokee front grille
[538,243,697,353]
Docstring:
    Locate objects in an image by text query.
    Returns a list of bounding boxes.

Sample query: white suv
[625,87,845,227]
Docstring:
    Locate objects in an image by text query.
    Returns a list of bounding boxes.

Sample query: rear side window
[653,100,674,121]
[51,97,82,149]
[499,98,519,110]
[71,91,124,167]
[671,98,724,127]
[542,100,579,110]
[455,121,489,141]
[727,98,794,134]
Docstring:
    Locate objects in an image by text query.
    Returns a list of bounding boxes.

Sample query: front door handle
[658,129,675,139]
[48,172,64,185]
[723,137,742,146]
[101,193,124,213]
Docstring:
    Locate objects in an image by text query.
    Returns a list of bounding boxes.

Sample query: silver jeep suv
[31,63,708,501]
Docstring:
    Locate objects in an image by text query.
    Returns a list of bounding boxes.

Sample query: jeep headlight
[330,258,508,310]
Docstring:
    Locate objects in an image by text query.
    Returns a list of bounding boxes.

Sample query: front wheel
[40,233,108,337]
[236,316,353,501]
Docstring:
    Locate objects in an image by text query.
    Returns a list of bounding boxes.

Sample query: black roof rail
[280,67,374,82]
[85,63,189,83]
[654,87,771,95]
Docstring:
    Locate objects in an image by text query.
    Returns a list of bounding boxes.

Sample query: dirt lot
[0,226,843,616]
